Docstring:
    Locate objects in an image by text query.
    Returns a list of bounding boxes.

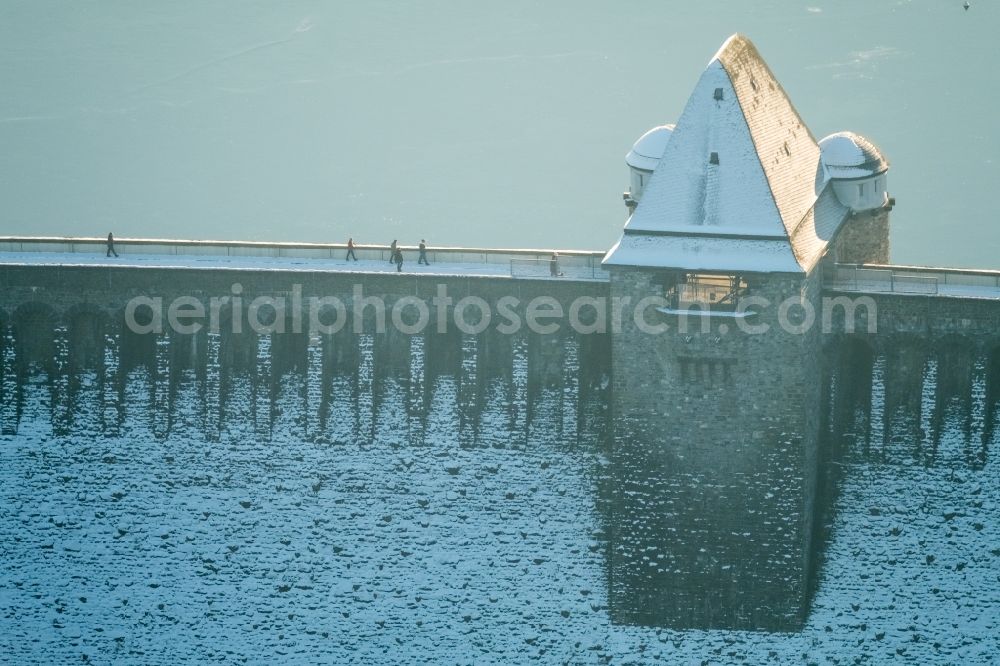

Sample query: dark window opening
[666,273,749,312]
[677,356,735,386]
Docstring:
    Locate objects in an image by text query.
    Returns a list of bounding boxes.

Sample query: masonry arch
[934,334,975,406]
[374,323,412,380]
[117,307,157,373]
[167,298,208,377]
[984,343,1000,458]
[528,329,566,391]
[66,304,109,372]
[324,308,358,376]
[478,326,513,382]
[579,331,611,394]
[883,333,928,419]
[819,333,877,459]
[424,319,463,378]
[0,311,8,400]
[170,327,206,376]
[831,334,875,413]
[986,344,1000,403]
[12,302,57,375]
[269,312,309,378]
[217,306,258,375]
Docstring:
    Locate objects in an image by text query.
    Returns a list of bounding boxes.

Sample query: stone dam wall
[1,261,998,632]
[0,265,612,448]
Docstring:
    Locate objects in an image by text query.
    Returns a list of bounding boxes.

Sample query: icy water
[1,0,998,268]
[1,366,998,663]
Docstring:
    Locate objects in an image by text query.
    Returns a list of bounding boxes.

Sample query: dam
[1,232,997,637]
[1,35,998,658]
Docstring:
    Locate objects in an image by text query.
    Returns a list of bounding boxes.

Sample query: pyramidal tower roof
[604,34,848,274]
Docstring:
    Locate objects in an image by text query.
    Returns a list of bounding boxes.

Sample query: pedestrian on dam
[106,232,119,258]
[393,247,404,272]
[549,252,562,277]
[346,237,357,261]
[389,239,397,263]
[418,239,429,265]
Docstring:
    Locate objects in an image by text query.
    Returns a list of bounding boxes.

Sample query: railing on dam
[824,263,1000,300]
[0,236,608,281]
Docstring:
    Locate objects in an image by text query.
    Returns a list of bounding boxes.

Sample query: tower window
[858,183,865,198]
[667,273,748,310]
[714,88,724,101]
[677,356,735,386]
[709,152,719,165]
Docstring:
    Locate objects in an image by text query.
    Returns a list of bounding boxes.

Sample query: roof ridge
[713,35,820,145]
[714,34,824,259]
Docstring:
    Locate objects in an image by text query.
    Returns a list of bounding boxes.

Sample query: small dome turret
[624,125,674,212]
[819,131,890,212]
[626,125,675,172]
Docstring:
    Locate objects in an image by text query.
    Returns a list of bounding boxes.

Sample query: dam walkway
[824,263,1000,301]
[0,236,608,282]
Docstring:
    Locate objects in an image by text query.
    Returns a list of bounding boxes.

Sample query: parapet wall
[0,236,607,278]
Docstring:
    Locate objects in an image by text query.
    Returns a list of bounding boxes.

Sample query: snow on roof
[788,184,852,269]
[605,34,838,274]
[603,233,803,274]
[819,131,889,179]
[625,125,675,172]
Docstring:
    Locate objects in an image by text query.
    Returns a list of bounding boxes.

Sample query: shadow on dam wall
[1,301,998,632]
[597,331,999,631]
[0,304,615,452]
[823,334,1000,471]
[804,334,1000,617]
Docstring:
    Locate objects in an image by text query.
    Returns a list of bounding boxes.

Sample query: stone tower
[602,34,891,630]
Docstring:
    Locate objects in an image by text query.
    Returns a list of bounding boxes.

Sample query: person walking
[393,247,404,272]
[418,239,429,265]
[106,232,119,258]
[346,237,357,261]
[388,239,397,263]
[549,252,562,277]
